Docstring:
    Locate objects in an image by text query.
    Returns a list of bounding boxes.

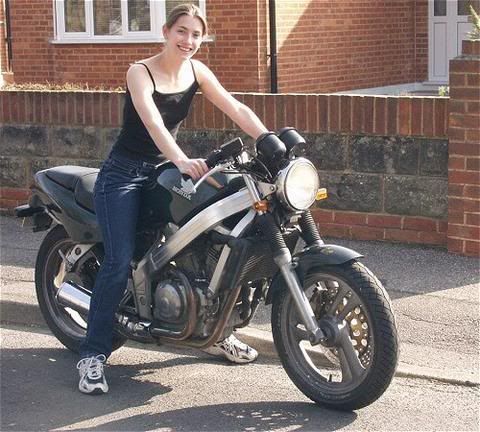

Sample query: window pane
[128,0,151,32]
[93,0,122,35]
[434,0,446,16]
[458,0,470,15]
[64,0,85,32]
[458,0,480,15]
[165,0,200,20]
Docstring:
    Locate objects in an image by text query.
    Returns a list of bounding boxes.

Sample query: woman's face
[163,14,204,59]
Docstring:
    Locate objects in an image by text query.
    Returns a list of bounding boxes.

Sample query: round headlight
[276,158,319,211]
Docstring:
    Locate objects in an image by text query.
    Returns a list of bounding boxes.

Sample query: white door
[428,0,476,83]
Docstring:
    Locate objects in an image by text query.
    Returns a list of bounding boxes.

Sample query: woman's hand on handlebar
[175,158,209,180]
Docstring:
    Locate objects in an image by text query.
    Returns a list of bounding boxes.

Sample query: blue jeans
[79,151,157,359]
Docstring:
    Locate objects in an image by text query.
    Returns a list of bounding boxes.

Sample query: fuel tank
[140,163,245,227]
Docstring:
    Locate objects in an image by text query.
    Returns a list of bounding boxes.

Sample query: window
[54,0,205,43]
[458,0,480,16]
[434,0,446,16]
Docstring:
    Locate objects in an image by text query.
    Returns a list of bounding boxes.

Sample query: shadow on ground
[1,346,356,432]
[75,402,356,432]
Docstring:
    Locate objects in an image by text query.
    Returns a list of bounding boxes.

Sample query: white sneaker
[204,334,258,364]
[77,354,109,395]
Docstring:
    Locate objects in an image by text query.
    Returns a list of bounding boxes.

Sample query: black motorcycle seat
[45,166,99,212]
[46,166,99,190]
[74,172,99,211]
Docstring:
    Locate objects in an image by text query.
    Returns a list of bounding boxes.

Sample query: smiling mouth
[178,46,192,53]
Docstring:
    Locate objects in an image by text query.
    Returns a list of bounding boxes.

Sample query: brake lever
[185,163,231,194]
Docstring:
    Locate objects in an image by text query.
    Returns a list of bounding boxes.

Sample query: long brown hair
[165,3,208,36]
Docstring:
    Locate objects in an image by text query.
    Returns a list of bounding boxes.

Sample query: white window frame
[53,0,207,44]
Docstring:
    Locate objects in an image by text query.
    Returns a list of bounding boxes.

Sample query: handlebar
[181,137,244,182]
[180,149,222,183]
[205,149,224,169]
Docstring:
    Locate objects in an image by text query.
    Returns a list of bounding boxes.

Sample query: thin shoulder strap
[136,62,156,92]
[190,60,198,83]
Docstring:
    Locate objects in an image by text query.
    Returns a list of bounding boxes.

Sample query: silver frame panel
[149,188,253,271]
[207,209,256,296]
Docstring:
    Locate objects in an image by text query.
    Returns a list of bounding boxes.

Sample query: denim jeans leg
[79,159,146,359]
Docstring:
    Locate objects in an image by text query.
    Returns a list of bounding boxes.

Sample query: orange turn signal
[315,188,328,201]
[253,200,269,212]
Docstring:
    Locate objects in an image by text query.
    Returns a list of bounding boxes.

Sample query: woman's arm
[126,64,207,179]
[193,60,268,139]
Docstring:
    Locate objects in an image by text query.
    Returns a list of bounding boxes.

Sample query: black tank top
[113,61,199,163]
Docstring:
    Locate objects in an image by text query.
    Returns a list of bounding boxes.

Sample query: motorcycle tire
[271,259,398,411]
[35,224,126,353]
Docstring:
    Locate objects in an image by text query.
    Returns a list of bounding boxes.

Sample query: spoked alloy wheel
[271,260,398,411]
[35,225,126,353]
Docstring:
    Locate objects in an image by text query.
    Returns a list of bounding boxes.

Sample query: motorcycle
[15,128,398,410]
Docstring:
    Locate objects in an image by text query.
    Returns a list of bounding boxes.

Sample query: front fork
[258,212,326,345]
[242,173,325,344]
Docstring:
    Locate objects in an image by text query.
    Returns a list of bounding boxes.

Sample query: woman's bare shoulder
[126,63,154,94]
[191,58,208,72]
[191,59,216,83]
[133,55,157,65]
[127,63,148,79]
[126,55,158,74]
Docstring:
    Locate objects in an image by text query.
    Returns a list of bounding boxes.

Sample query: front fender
[265,244,363,305]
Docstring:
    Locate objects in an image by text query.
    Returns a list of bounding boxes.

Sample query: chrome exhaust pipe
[56,281,91,315]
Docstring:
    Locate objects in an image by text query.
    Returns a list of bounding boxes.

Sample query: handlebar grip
[181,152,219,180]
[205,150,223,168]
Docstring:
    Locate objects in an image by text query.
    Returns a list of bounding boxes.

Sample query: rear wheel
[271,260,398,410]
[35,225,126,353]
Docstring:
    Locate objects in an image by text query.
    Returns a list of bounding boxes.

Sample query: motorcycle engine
[153,278,188,324]
[152,234,226,336]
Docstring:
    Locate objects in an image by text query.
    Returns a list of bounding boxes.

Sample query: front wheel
[271,260,398,411]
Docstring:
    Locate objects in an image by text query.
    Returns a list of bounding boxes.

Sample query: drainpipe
[4,0,12,71]
[413,0,417,83]
[268,0,278,93]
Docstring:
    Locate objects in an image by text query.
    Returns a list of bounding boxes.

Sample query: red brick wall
[8,0,55,81]
[0,91,449,138]
[0,0,7,73]
[447,41,480,257]
[314,210,447,246]
[9,0,266,92]
[202,0,268,92]
[0,90,449,249]
[275,0,426,92]
[8,0,427,93]
[414,0,428,83]
[257,0,270,92]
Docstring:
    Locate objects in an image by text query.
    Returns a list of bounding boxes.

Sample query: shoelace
[76,354,106,379]
[219,336,249,354]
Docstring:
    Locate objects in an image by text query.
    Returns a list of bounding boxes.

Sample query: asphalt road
[3,215,478,383]
[2,325,479,432]
[1,215,480,431]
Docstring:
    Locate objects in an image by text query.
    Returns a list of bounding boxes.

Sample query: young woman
[76,4,268,395]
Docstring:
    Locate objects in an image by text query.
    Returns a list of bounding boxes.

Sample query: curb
[1,300,479,388]
[235,327,480,388]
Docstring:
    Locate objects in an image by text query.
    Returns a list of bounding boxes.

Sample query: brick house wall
[202,0,269,92]
[275,0,428,92]
[414,0,428,83]
[0,0,8,73]
[7,0,268,92]
[5,0,429,93]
